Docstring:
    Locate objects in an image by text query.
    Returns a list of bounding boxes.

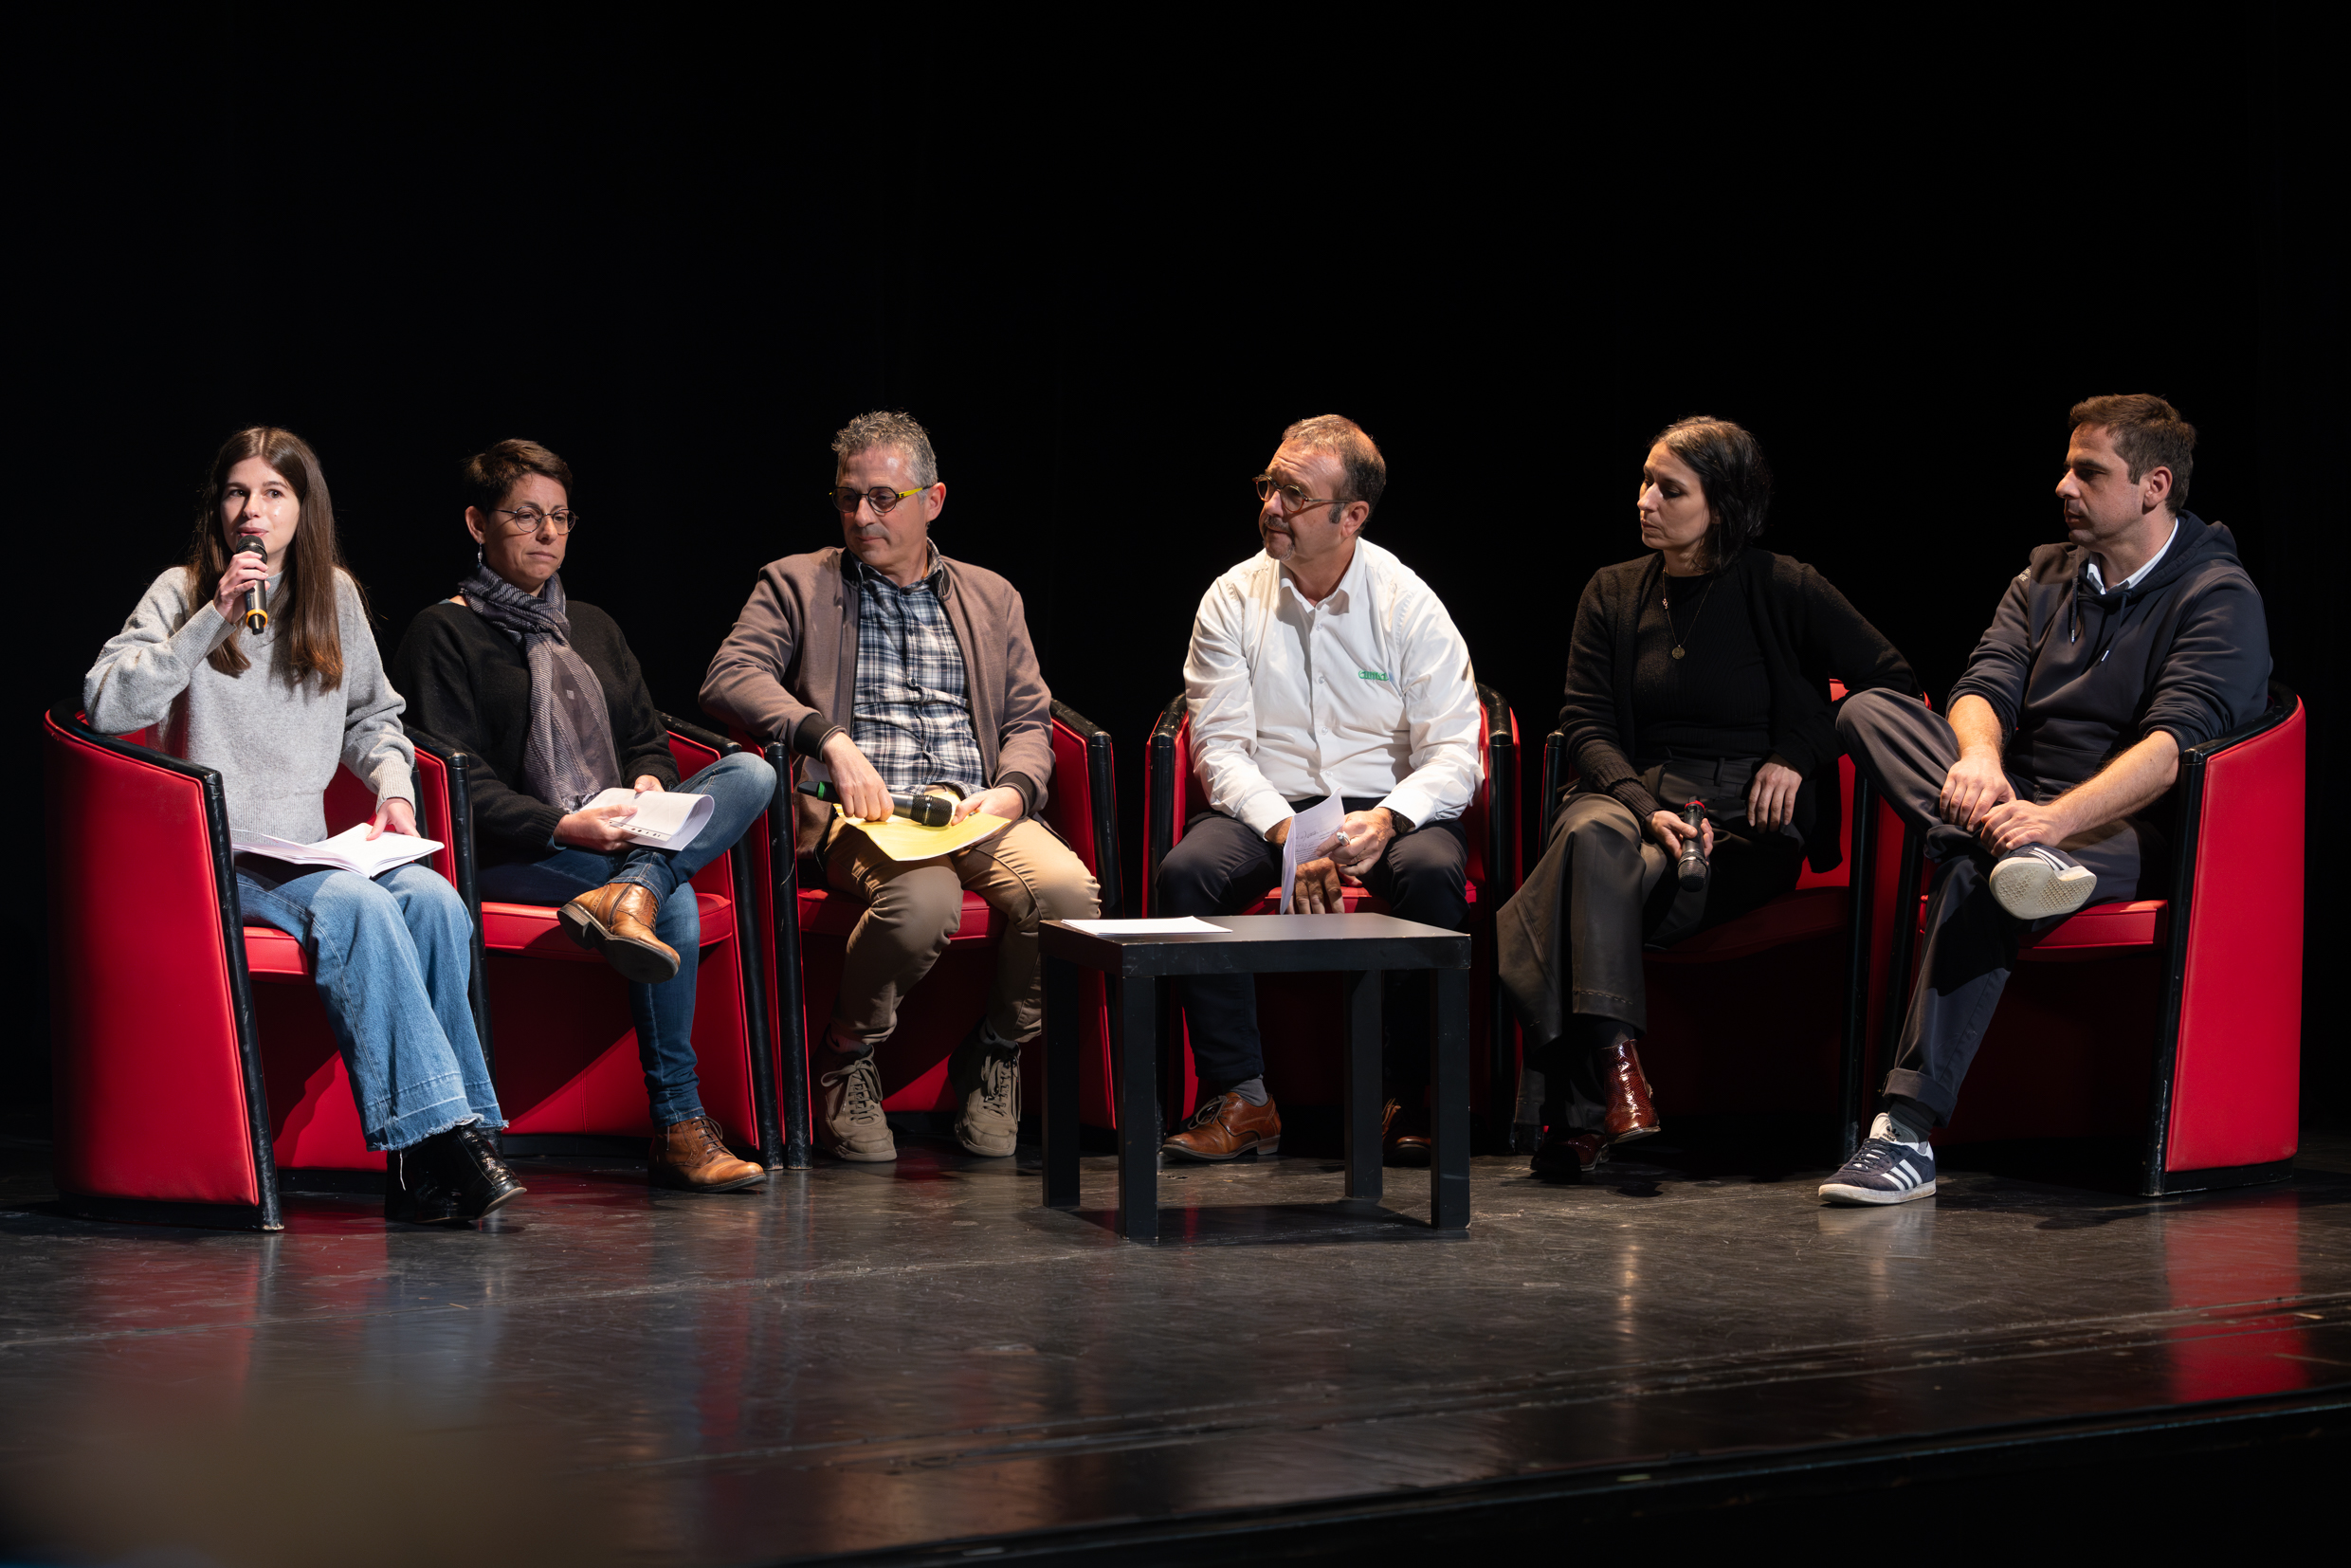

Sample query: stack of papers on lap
[230,824,444,879]
[584,787,715,850]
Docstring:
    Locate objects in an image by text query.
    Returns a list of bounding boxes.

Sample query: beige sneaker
[952,1030,1022,1158]
[818,1051,897,1161]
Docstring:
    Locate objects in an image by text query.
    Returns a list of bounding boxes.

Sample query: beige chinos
[821,813,1099,1048]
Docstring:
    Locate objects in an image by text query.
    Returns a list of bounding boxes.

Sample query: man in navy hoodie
[1820,395,2270,1205]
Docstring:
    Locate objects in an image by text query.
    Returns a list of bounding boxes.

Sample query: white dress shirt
[1183,537,1484,837]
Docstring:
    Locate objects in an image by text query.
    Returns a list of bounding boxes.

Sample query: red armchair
[1538,681,1911,1158]
[1141,684,1522,1144]
[46,704,458,1229]
[741,702,1122,1163]
[407,715,781,1165]
[1870,683,2305,1194]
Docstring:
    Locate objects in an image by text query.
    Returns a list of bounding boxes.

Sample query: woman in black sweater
[391,440,776,1194]
[1495,418,1919,1177]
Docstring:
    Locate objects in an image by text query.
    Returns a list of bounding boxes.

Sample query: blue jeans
[236,861,503,1152]
[473,752,776,1126]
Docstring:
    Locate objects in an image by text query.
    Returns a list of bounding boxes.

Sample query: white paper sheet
[583,787,716,851]
[1278,793,1348,913]
[1061,917,1229,936]
[231,824,445,879]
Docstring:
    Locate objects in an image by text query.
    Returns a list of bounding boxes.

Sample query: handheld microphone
[797,779,955,828]
[235,535,269,634]
[1676,798,1709,892]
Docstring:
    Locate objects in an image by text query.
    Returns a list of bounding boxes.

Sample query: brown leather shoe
[1380,1098,1432,1167]
[1598,1039,1660,1144]
[649,1114,767,1192]
[1530,1127,1607,1179]
[559,882,681,984]
[1161,1090,1281,1161]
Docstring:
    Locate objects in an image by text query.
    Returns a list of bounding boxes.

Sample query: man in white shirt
[1158,415,1485,1163]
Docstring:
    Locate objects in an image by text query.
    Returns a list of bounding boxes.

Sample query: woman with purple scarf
[391,439,775,1194]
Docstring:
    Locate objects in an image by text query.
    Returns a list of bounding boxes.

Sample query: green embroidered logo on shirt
[1358,670,1390,682]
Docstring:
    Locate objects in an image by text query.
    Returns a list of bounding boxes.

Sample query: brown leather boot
[1161,1089,1281,1161]
[558,882,680,983]
[649,1115,767,1192]
[1597,1040,1660,1145]
[1380,1098,1432,1167]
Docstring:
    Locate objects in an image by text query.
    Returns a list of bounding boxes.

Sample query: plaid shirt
[849,549,988,796]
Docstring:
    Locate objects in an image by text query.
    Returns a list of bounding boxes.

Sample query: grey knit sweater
[83,567,415,843]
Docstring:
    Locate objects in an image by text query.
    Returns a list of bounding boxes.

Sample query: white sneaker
[1989,844,2097,920]
[819,1052,897,1161]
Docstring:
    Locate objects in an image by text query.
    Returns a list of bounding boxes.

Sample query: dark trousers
[1156,795,1469,1091]
[1501,757,1804,1130]
[1836,689,2163,1125]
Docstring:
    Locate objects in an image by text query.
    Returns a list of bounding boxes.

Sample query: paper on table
[230,823,445,879]
[1061,917,1228,936]
[583,787,715,851]
[1278,793,1348,913]
[837,807,1013,863]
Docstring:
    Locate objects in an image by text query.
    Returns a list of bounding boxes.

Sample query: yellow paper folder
[834,808,1012,863]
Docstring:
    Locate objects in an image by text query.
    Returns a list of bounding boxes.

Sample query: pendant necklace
[1662,570,1715,661]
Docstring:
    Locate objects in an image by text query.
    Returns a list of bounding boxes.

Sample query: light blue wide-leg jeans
[236,861,503,1151]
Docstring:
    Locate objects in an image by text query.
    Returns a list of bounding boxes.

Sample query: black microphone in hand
[235,535,269,633]
[1676,798,1710,892]
[796,779,955,828]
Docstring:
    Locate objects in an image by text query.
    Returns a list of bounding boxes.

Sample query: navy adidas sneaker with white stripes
[1818,1115,1937,1205]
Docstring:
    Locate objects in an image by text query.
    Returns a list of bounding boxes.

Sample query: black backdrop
[12,19,2341,1124]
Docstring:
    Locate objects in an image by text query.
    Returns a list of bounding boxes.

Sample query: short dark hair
[462,439,574,515]
[1653,416,1773,563]
[2069,394,2195,514]
[832,410,939,488]
[1281,414,1387,519]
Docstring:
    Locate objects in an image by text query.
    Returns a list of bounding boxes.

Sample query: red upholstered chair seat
[478,892,736,959]
[1873,685,2305,1191]
[1142,685,1522,1144]
[743,703,1124,1163]
[793,887,1004,941]
[1648,884,1850,965]
[406,718,779,1156]
[1539,680,1912,1151]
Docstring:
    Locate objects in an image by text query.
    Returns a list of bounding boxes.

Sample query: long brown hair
[185,427,358,690]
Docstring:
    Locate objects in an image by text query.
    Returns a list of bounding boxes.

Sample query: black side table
[1039,913,1472,1243]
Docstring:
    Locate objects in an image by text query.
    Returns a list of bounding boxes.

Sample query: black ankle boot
[445,1123,527,1220]
[383,1125,525,1225]
[385,1136,466,1224]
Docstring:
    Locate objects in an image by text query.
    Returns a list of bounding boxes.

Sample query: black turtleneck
[1631,570,1773,766]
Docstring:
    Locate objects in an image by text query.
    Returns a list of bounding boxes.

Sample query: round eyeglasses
[1252,474,1343,514]
[494,506,579,536]
[828,485,927,516]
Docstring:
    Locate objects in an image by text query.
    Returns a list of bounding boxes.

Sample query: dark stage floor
[2,1123,2348,1566]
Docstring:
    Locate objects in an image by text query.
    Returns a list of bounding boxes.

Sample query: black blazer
[391,597,681,863]
[1557,548,1918,872]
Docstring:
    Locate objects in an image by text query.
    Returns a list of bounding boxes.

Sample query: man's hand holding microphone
[800,731,1023,829]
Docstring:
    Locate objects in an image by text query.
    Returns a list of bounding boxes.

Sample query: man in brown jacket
[701,410,1098,1164]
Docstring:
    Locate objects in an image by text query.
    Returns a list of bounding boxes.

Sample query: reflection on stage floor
[2,1124,2347,1564]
